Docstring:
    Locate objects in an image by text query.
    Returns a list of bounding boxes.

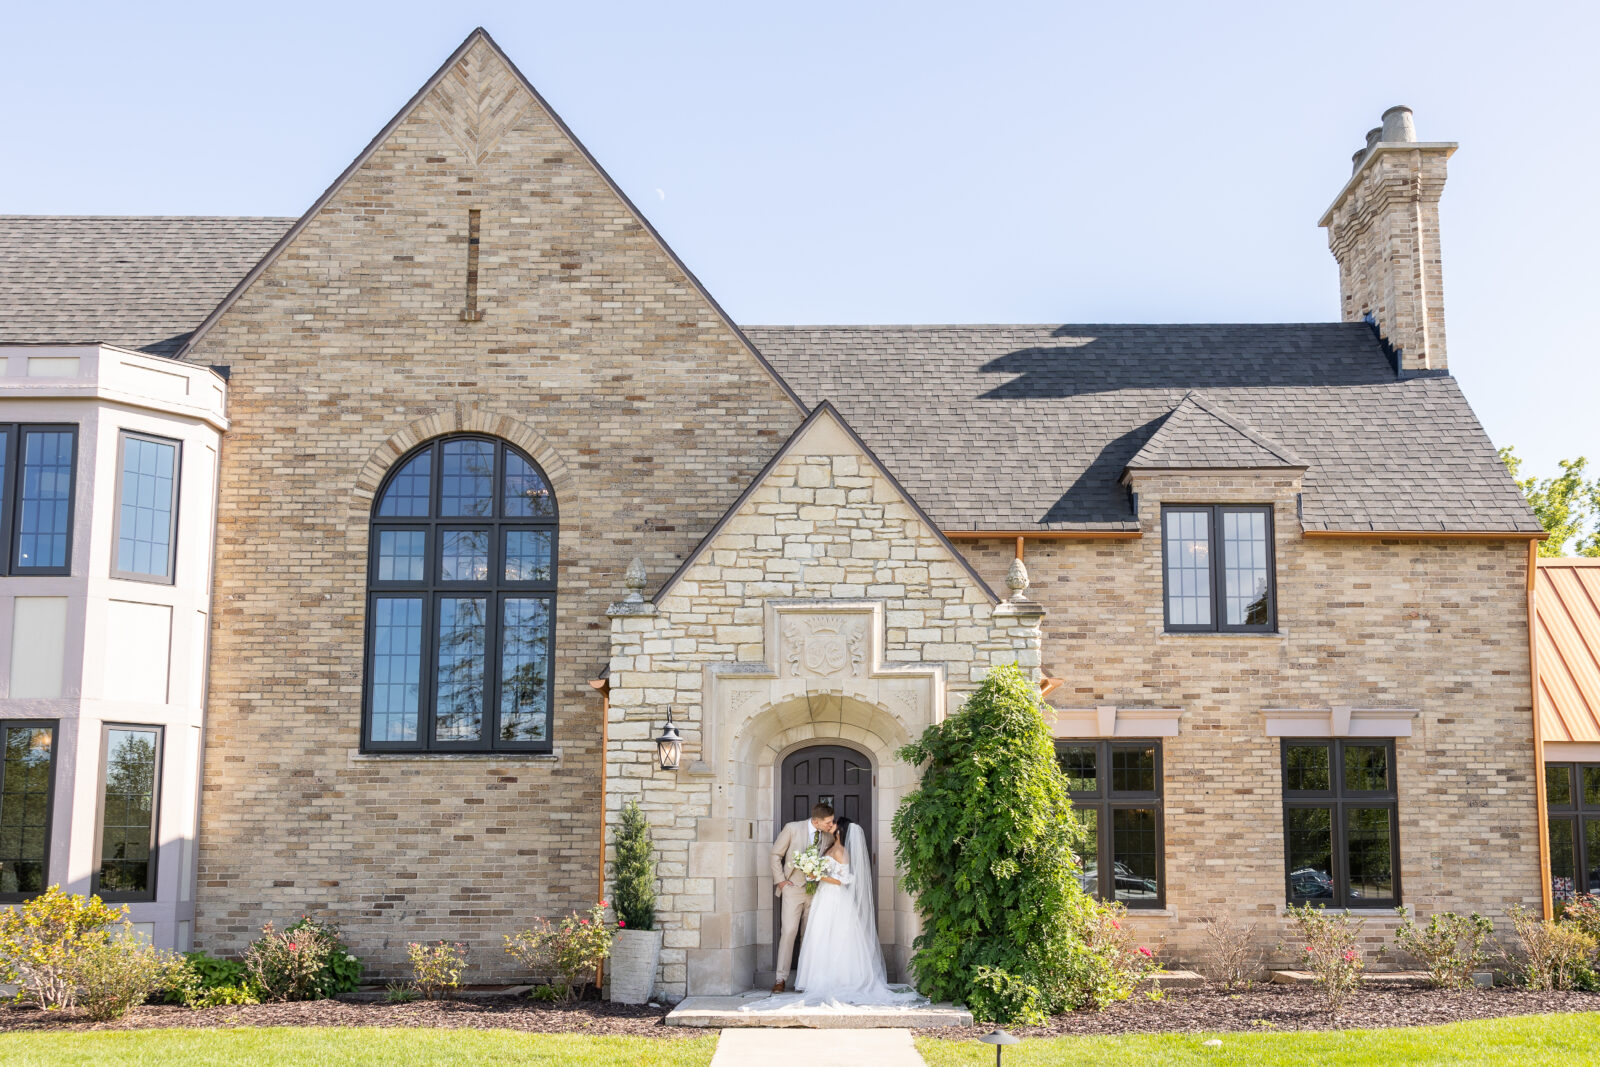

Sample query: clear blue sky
[4,1,1594,479]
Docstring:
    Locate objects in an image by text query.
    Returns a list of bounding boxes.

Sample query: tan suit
[770,819,835,982]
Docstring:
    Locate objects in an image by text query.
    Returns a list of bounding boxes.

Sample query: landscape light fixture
[977,1028,1019,1067]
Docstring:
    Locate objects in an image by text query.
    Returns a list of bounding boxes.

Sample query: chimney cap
[1380,105,1417,143]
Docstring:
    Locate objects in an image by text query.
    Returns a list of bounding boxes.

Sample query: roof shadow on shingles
[974,323,1398,400]
[1037,419,1162,526]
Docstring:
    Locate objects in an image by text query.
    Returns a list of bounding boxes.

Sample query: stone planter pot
[609,927,663,1004]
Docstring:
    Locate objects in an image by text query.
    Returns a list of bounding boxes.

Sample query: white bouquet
[791,843,828,895]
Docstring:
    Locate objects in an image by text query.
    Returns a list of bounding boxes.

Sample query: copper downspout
[591,674,611,984]
[1528,544,1553,919]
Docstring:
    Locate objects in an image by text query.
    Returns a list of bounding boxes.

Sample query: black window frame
[1054,739,1166,909]
[0,424,79,577]
[0,719,59,903]
[1161,504,1276,633]
[110,430,182,585]
[1281,738,1402,908]
[1546,761,1600,904]
[91,724,163,903]
[362,435,558,754]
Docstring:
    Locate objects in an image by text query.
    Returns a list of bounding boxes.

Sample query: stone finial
[623,557,648,603]
[1005,556,1030,603]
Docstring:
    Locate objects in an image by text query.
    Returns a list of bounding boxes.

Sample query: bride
[742,815,927,1010]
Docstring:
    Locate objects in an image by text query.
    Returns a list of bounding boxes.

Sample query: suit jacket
[770,819,835,890]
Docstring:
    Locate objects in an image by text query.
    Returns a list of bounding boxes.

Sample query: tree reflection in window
[365,437,557,752]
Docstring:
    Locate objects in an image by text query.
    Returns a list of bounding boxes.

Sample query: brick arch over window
[362,432,559,753]
[352,407,575,524]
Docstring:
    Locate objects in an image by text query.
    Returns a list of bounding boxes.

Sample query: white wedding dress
[740,823,928,1012]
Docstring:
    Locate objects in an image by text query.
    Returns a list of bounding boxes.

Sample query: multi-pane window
[1546,762,1600,904]
[0,721,57,900]
[1162,505,1275,632]
[1055,740,1164,908]
[112,432,180,582]
[94,727,161,901]
[365,436,557,753]
[1282,739,1400,907]
[0,425,77,575]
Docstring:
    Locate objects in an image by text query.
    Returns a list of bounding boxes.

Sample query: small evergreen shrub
[244,920,333,1002]
[0,885,126,1010]
[1393,906,1493,990]
[613,801,657,932]
[892,663,1120,1024]
[1509,903,1595,990]
[504,903,614,1001]
[406,940,469,1000]
[1199,914,1263,990]
[1285,904,1365,1012]
[69,930,185,1021]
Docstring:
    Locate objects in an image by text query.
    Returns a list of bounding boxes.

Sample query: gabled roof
[0,216,291,356]
[1125,391,1306,473]
[170,28,805,411]
[749,324,1543,535]
[1535,559,1600,745]
[653,400,1000,604]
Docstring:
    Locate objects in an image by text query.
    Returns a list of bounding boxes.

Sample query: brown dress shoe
[771,979,787,993]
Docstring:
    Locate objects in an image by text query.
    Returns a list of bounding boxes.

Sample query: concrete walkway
[709,1027,926,1067]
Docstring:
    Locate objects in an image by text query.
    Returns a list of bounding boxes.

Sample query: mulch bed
[5,981,1599,1039]
[921,981,1600,1039]
[0,994,695,1039]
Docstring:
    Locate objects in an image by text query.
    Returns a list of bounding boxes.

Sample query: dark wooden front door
[774,744,874,976]
[779,744,873,853]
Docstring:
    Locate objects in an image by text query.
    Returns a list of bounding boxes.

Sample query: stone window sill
[1278,906,1401,918]
[350,749,562,763]
[1158,630,1286,640]
[1121,908,1175,918]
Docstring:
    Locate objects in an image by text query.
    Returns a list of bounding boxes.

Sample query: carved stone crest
[784,616,865,677]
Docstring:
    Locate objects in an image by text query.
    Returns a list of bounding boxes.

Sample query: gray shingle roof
[0,216,292,356]
[0,219,1540,535]
[745,324,1542,534]
[1126,391,1306,472]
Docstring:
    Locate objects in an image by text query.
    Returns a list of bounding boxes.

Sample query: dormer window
[1161,505,1275,633]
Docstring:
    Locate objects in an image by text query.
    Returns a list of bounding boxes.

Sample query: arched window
[364,436,556,753]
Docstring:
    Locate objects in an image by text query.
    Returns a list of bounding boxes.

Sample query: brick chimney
[1319,106,1456,374]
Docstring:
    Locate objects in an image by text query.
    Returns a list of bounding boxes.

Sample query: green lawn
[916,1012,1600,1066]
[0,1027,718,1067]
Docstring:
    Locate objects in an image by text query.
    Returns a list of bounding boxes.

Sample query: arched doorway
[773,742,875,977]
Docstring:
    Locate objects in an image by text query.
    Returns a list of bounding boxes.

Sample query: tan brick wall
[187,39,802,978]
[954,472,1540,968]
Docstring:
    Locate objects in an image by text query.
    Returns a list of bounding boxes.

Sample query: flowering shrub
[1393,906,1493,990]
[1285,903,1365,1012]
[1509,903,1595,991]
[0,885,127,1010]
[504,902,614,1001]
[244,920,333,1002]
[284,917,363,997]
[406,940,468,1000]
[69,929,185,1021]
[1080,905,1164,1004]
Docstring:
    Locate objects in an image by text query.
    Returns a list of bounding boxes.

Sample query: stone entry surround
[605,405,1044,998]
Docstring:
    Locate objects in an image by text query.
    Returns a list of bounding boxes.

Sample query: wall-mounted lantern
[655,709,682,772]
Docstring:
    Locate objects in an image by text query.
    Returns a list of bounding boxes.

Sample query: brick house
[0,29,1547,998]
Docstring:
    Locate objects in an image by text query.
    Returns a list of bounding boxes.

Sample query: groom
[768,802,836,993]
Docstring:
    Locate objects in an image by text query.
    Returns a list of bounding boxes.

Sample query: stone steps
[667,991,971,1029]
